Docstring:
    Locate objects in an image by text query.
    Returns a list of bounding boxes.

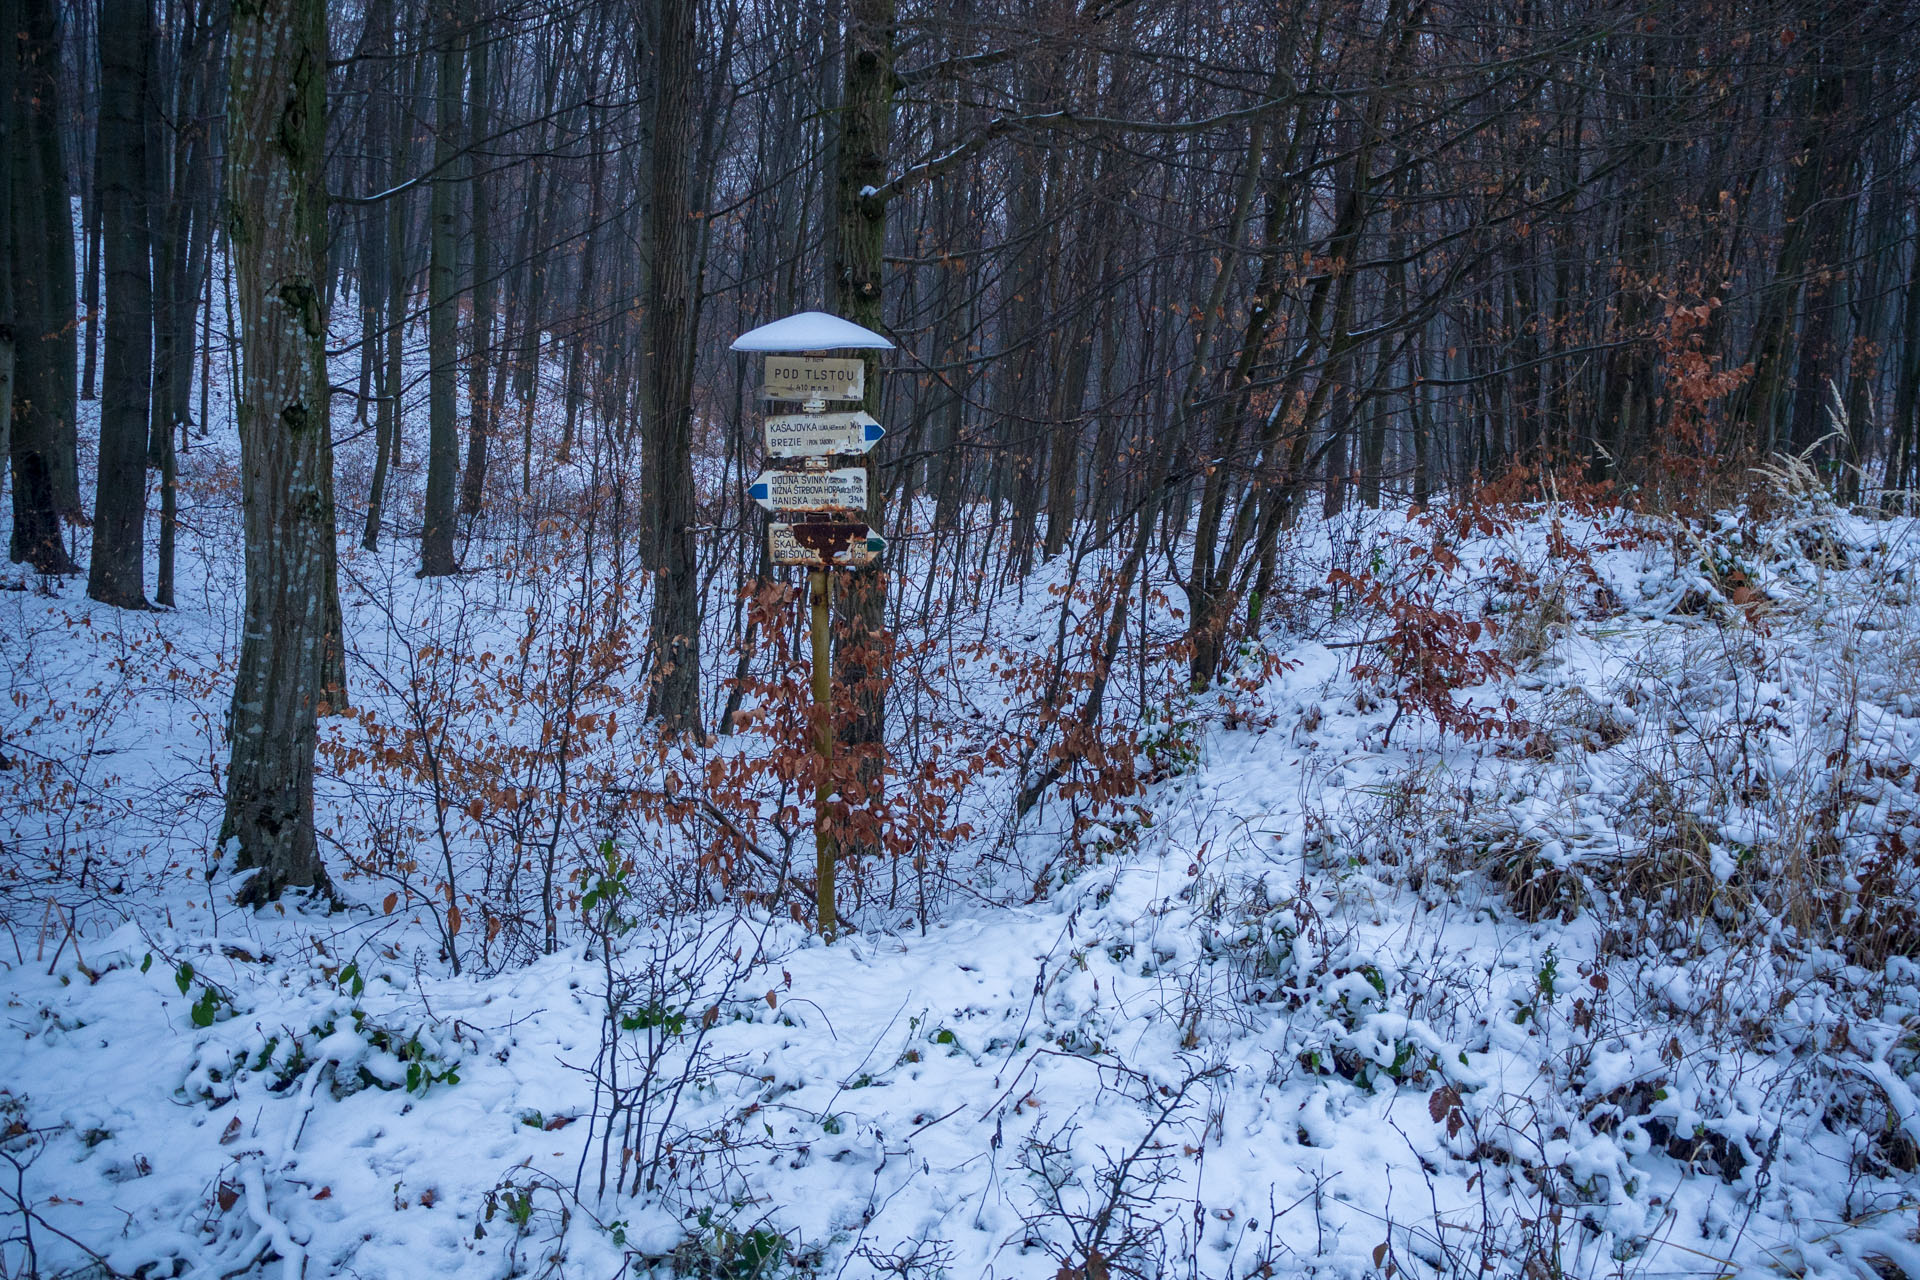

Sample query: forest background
[7,0,1920,1277]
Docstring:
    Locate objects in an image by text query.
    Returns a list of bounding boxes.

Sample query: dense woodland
[7,1,1920,1276]
[7,0,1920,904]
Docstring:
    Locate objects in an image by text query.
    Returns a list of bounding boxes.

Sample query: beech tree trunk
[642,0,703,734]
[831,0,895,865]
[459,29,491,516]
[221,0,344,904]
[420,18,462,577]
[80,142,100,402]
[89,0,153,609]
[7,0,79,573]
[361,0,403,551]
[0,0,11,481]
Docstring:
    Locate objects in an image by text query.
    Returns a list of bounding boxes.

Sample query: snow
[729,311,895,352]
[6,285,1920,1280]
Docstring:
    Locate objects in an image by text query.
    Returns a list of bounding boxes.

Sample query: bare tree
[6,0,79,574]
[221,0,346,904]
[89,0,154,609]
[420,8,463,577]
[642,0,704,734]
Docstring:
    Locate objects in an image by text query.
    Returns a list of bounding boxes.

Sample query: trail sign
[764,411,886,458]
[748,467,868,513]
[727,310,896,946]
[770,521,885,569]
[762,356,864,403]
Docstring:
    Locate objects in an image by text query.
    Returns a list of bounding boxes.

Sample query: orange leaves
[382,892,399,913]
[447,904,463,936]
[1330,516,1524,746]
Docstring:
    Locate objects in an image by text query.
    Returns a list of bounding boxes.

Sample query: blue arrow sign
[763,411,887,458]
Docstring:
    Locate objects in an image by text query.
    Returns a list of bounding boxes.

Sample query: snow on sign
[729,310,895,352]
[748,467,868,513]
[762,356,864,403]
[764,410,886,458]
[770,522,885,569]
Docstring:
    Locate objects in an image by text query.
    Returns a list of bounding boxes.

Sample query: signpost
[729,312,894,942]
[762,356,864,403]
[747,467,869,513]
[770,522,885,569]
[763,411,885,458]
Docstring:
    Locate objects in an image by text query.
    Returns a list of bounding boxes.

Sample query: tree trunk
[420,19,462,577]
[363,3,405,550]
[80,138,101,401]
[0,0,11,489]
[7,0,79,572]
[459,29,491,516]
[642,0,703,734]
[831,0,896,867]
[1889,208,1920,502]
[221,0,343,903]
[89,0,153,609]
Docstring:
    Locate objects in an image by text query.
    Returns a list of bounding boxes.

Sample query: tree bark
[360,0,399,550]
[7,0,80,572]
[459,27,491,516]
[80,137,101,402]
[420,17,462,576]
[642,0,703,734]
[221,0,343,903]
[89,0,154,609]
[831,0,896,865]
[0,0,11,487]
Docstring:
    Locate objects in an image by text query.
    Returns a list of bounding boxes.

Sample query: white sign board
[763,411,886,458]
[762,356,864,403]
[748,467,868,513]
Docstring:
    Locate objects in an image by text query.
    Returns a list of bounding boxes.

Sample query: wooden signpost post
[730,312,894,941]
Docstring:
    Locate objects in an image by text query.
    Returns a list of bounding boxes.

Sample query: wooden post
[810,567,838,940]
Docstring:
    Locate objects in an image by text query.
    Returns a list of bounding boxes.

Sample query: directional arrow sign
[770,522,885,569]
[764,411,886,458]
[748,467,868,513]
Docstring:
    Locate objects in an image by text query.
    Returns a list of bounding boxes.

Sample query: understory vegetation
[6,424,1920,1279]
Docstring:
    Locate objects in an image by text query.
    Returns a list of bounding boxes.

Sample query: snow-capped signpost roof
[729,310,894,352]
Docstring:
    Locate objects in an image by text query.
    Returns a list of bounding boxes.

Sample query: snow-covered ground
[6,301,1920,1278]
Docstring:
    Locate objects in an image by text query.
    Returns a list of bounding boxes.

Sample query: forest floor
[7,393,1920,1280]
